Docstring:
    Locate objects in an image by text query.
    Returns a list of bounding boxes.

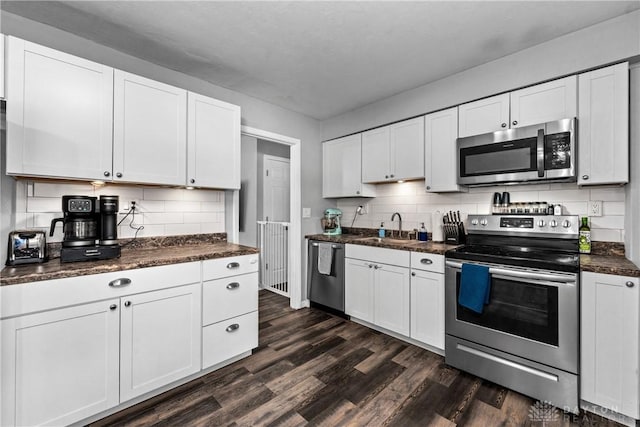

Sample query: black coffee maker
[50,195,121,263]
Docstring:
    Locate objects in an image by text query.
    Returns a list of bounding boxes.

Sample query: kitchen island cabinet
[6,36,114,181]
[581,271,639,422]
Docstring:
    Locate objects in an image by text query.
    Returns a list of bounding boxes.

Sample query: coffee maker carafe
[50,195,121,263]
[321,208,342,236]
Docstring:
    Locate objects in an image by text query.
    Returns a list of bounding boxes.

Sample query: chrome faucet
[391,212,402,238]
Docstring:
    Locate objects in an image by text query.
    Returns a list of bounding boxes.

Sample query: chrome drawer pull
[226,282,240,290]
[108,278,131,287]
[227,262,240,269]
[420,258,433,265]
[226,324,240,333]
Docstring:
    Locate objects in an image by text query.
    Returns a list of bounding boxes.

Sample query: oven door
[445,260,578,373]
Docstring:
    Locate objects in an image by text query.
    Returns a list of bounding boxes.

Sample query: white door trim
[240,125,303,309]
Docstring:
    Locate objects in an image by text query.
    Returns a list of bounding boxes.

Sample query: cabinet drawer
[410,252,444,273]
[346,244,409,267]
[202,272,258,326]
[202,311,258,369]
[202,254,259,281]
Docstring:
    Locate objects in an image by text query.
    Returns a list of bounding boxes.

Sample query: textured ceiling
[2,1,639,120]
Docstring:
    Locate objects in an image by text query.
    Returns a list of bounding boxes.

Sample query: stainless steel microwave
[457,118,576,186]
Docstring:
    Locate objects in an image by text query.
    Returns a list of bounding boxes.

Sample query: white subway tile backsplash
[16,181,227,240]
[338,182,625,242]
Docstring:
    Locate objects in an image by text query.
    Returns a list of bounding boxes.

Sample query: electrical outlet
[589,200,602,217]
[120,200,138,213]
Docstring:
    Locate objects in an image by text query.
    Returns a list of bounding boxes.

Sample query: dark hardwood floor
[92,291,622,427]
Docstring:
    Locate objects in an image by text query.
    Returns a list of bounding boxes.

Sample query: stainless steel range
[445,214,579,411]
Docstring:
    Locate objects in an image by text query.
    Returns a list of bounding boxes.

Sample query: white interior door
[263,155,290,222]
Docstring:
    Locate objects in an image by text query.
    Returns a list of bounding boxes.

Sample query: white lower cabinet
[410,253,445,350]
[581,271,640,420]
[345,245,410,336]
[120,283,201,401]
[203,311,259,369]
[1,300,120,427]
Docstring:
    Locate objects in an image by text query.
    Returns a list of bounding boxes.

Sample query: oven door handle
[537,128,545,178]
[445,260,576,284]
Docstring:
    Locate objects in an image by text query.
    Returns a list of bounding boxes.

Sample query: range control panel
[466,214,579,238]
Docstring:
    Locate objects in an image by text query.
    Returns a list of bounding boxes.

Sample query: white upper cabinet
[510,76,577,128]
[458,76,577,137]
[458,93,510,137]
[362,116,424,183]
[578,62,629,186]
[6,37,114,180]
[581,272,639,419]
[323,134,375,198]
[1,34,5,99]
[113,70,187,185]
[424,107,465,193]
[187,92,241,189]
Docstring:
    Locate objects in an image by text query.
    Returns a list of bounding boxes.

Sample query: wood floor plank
[92,290,625,427]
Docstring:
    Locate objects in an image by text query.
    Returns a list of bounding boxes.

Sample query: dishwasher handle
[311,242,343,250]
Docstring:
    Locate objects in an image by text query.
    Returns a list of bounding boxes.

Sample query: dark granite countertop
[1,234,259,286]
[308,230,640,277]
[306,233,460,255]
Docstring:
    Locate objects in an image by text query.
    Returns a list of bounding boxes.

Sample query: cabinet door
[581,272,639,419]
[323,135,375,198]
[424,108,465,193]
[362,126,391,183]
[345,258,375,323]
[1,300,120,427]
[510,76,577,128]
[374,263,410,336]
[120,283,201,401]
[410,270,444,349]
[6,37,113,180]
[458,93,510,137]
[113,70,187,185]
[187,92,241,189]
[1,34,5,99]
[390,116,424,181]
[578,63,629,185]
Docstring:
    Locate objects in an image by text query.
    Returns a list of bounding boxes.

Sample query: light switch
[302,208,311,218]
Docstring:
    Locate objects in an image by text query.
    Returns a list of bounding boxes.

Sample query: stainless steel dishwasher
[307,240,345,314]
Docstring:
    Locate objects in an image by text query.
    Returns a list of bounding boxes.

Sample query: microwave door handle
[537,129,545,177]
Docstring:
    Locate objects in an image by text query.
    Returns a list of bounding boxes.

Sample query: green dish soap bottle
[579,217,591,254]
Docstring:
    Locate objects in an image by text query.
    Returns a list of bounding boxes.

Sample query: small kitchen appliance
[444,214,580,411]
[457,118,576,186]
[321,208,342,236]
[6,230,48,265]
[50,195,121,263]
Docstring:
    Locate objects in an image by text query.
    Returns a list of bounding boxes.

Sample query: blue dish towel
[458,263,491,314]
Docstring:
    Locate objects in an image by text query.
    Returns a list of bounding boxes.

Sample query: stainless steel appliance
[457,118,576,186]
[445,214,580,411]
[307,240,345,314]
[6,230,48,265]
[50,195,121,263]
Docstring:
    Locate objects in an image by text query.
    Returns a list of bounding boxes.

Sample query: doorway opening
[237,129,299,303]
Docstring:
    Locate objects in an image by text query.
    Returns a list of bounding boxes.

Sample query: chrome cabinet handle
[626,281,635,288]
[582,175,589,180]
[501,123,507,128]
[226,282,240,290]
[367,263,373,269]
[104,171,111,177]
[108,278,132,287]
[385,175,389,179]
[227,262,240,269]
[374,265,380,269]
[356,191,360,195]
[390,174,394,178]
[426,186,431,190]
[110,304,117,310]
[420,258,433,265]
[512,120,518,126]
[116,172,123,178]
[226,324,240,333]
[124,301,131,307]
[411,272,416,277]
[190,178,195,184]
